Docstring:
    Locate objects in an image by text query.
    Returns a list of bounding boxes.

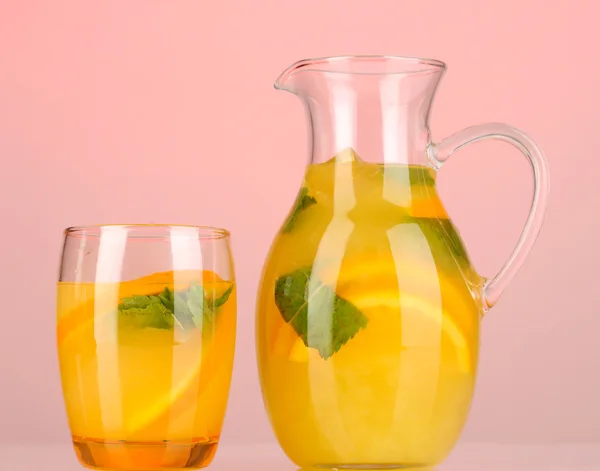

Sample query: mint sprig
[274,268,368,359]
[118,282,233,331]
[282,187,317,233]
[117,292,175,330]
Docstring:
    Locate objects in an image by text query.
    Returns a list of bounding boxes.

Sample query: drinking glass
[57,224,236,470]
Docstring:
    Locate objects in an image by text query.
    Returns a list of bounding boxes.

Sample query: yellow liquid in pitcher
[57,270,236,470]
[257,151,483,467]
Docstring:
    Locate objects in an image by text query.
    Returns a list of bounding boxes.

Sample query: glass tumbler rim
[64,224,230,240]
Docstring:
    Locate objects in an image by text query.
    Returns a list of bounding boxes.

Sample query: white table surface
[1,442,599,471]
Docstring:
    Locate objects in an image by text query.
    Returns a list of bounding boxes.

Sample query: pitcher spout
[274,55,446,165]
[274,58,311,93]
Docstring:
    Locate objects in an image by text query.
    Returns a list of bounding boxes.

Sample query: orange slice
[331,257,473,372]
[57,270,223,344]
[271,257,474,372]
[351,289,470,372]
[123,280,235,438]
[57,270,235,439]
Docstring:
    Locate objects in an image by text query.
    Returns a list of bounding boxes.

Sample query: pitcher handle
[428,123,550,311]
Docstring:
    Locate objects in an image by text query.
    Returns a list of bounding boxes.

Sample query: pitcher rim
[275,54,446,89]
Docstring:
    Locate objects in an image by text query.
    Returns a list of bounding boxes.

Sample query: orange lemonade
[57,270,236,470]
[257,151,483,466]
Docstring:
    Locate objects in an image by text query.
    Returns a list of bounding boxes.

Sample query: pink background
[0,0,597,446]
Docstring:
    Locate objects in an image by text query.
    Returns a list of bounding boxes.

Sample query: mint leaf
[173,291,195,329]
[187,284,210,328]
[282,187,317,233]
[118,281,235,331]
[213,284,233,308]
[118,293,174,329]
[398,214,481,286]
[157,286,174,311]
[403,215,469,267]
[274,268,368,359]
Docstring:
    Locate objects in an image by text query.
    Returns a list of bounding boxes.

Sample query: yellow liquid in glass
[257,154,483,467]
[57,270,236,470]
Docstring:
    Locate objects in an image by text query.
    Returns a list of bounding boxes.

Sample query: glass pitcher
[256,55,549,468]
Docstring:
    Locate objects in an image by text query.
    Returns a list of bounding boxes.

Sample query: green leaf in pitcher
[282,187,317,233]
[274,267,368,359]
[402,214,481,284]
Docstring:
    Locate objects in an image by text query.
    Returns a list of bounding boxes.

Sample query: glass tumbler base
[72,436,218,470]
